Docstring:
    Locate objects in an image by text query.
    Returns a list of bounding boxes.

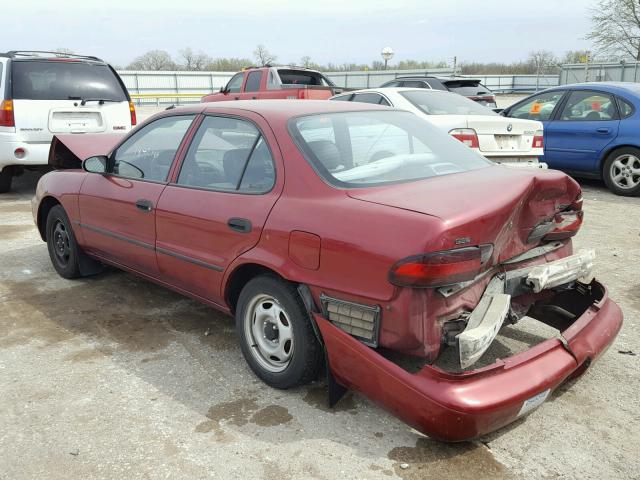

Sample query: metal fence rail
[119,69,561,106]
[560,62,640,84]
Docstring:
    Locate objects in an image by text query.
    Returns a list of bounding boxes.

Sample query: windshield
[11,60,128,101]
[400,90,497,116]
[290,110,490,188]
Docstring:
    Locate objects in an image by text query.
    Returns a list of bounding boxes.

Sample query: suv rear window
[441,80,491,96]
[11,60,127,101]
[277,69,334,87]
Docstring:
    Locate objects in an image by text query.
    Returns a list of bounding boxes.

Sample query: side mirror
[82,155,108,174]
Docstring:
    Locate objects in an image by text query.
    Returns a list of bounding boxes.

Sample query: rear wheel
[46,205,82,279]
[0,167,13,193]
[236,275,323,389]
[603,148,640,196]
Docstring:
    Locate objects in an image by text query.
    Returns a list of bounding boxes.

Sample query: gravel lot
[0,168,638,480]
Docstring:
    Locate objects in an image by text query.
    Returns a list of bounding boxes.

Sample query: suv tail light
[532,130,544,149]
[0,100,15,127]
[389,245,493,288]
[449,128,479,148]
[129,101,137,126]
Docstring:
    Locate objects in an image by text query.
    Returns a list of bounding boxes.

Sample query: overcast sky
[4,0,596,67]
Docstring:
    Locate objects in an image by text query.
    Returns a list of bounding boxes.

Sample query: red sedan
[33,100,622,441]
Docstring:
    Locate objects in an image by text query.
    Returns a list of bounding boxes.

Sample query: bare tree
[205,57,252,71]
[300,56,313,68]
[587,0,640,60]
[528,50,558,73]
[561,50,591,64]
[127,50,176,71]
[253,45,277,66]
[179,47,212,71]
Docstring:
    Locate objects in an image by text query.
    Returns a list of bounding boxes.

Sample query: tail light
[129,101,137,126]
[0,100,15,127]
[389,245,493,288]
[297,89,309,99]
[449,128,479,148]
[532,130,544,149]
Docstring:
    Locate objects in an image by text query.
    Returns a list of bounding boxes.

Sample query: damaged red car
[33,100,623,441]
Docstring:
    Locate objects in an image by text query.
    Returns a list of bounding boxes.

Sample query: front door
[155,113,282,305]
[78,114,196,275]
[543,90,620,172]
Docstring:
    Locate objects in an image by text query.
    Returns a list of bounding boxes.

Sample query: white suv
[0,51,136,192]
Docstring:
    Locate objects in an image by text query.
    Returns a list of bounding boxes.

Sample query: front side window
[245,71,262,92]
[177,116,275,193]
[11,60,127,101]
[508,91,566,121]
[226,73,244,93]
[112,115,194,182]
[401,90,495,116]
[560,91,618,121]
[290,111,490,188]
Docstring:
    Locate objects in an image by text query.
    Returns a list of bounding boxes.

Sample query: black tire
[46,205,82,279]
[602,147,640,196]
[236,275,323,389]
[0,167,13,193]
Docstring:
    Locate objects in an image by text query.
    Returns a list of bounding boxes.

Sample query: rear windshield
[400,90,496,116]
[290,110,490,188]
[442,80,491,96]
[277,69,334,87]
[11,60,127,101]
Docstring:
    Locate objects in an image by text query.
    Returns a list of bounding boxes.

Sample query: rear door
[155,112,282,305]
[78,115,195,275]
[11,60,132,143]
[543,90,620,172]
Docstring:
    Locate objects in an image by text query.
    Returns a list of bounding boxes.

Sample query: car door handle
[596,128,611,134]
[227,217,252,233]
[251,96,257,100]
[135,199,154,212]
[234,96,240,100]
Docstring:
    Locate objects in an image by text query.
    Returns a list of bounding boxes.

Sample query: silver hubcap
[244,294,294,373]
[611,154,640,189]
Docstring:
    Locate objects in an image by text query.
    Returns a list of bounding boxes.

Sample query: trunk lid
[346,166,580,262]
[468,116,541,154]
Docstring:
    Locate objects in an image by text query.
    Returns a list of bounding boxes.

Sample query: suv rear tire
[0,167,13,193]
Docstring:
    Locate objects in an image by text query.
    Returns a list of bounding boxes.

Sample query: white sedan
[330,88,545,168]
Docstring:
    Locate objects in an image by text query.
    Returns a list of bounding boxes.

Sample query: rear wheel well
[226,263,285,313]
[38,197,61,241]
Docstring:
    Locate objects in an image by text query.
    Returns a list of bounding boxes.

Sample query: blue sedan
[502,82,640,196]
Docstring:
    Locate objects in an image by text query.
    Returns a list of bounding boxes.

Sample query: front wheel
[46,205,82,279]
[602,148,640,196]
[236,275,323,389]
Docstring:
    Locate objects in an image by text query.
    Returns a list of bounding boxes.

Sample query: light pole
[381,47,394,70]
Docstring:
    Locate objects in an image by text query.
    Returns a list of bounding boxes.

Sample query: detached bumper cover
[315,279,622,441]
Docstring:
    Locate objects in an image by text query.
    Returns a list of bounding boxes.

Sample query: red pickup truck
[202,66,348,102]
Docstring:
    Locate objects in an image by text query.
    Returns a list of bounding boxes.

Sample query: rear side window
[11,60,127,101]
[351,93,389,105]
[382,81,401,87]
[177,116,275,193]
[617,97,634,118]
[442,81,490,96]
[330,94,353,102]
[245,71,262,92]
[402,81,428,88]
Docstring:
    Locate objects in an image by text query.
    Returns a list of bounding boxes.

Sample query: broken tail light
[389,245,493,288]
[449,128,479,148]
[0,100,15,127]
[532,130,544,149]
[543,210,584,241]
[129,101,137,126]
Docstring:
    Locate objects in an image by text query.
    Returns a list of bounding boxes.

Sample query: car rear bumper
[314,279,622,441]
[0,137,50,170]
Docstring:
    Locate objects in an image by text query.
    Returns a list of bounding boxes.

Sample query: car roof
[341,87,454,94]
[168,99,398,120]
[547,82,640,95]
[392,76,479,81]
